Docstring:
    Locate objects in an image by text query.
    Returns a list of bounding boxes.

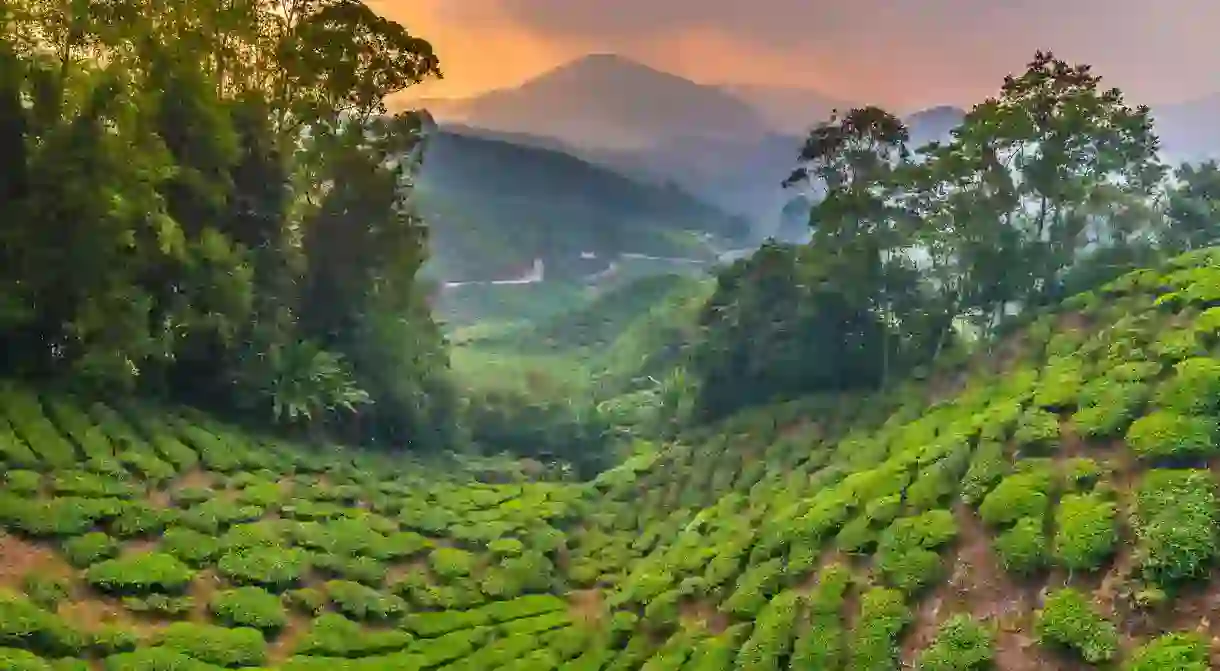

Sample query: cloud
[380,0,1220,107]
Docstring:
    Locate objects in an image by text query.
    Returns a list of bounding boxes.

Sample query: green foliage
[325,580,406,622]
[1153,357,1220,414]
[0,593,87,657]
[1133,469,1219,585]
[1128,412,1219,463]
[979,470,1052,527]
[850,586,911,671]
[994,517,1047,575]
[1053,493,1117,571]
[209,586,287,633]
[157,622,267,667]
[1012,409,1060,453]
[1125,632,1210,671]
[61,532,119,568]
[1035,588,1119,663]
[790,564,850,669]
[85,553,195,595]
[875,510,957,594]
[1073,380,1149,438]
[22,574,69,611]
[915,615,995,671]
[217,546,310,591]
[959,441,1009,506]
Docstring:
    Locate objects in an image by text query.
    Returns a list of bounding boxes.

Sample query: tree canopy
[0,0,455,447]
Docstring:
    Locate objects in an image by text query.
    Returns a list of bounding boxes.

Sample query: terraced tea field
[10,249,1220,669]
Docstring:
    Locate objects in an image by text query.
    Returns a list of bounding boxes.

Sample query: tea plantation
[9,248,1220,669]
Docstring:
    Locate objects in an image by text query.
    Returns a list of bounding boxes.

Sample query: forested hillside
[0,0,459,449]
[418,130,747,283]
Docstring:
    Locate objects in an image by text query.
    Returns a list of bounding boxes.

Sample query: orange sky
[372,0,1220,109]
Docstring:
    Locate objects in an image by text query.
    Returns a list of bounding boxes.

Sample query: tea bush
[1125,632,1210,671]
[1053,493,1117,571]
[217,547,310,591]
[979,470,1053,528]
[157,622,267,667]
[84,553,195,595]
[789,564,849,669]
[1126,412,1218,462]
[916,615,995,671]
[849,586,911,671]
[60,532,119,568]
[1133,469,1219,586]
[209,586,287,633]
[1035,588,1119,663]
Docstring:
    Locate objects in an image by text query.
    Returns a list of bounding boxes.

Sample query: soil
[567,589,605,627]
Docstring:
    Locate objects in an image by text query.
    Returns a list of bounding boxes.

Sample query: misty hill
[716,82,856,134]
[422,54,771,150]
[414,55,975,233]
[417,129,749,282]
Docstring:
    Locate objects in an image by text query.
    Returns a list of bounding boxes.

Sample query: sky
[371,0,1220,110]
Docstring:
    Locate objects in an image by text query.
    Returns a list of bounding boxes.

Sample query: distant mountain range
[407,53,1219,275]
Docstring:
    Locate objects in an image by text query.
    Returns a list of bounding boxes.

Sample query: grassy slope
[7,249,1220,669]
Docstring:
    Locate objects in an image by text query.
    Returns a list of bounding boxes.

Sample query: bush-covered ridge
[9,248,1220,669]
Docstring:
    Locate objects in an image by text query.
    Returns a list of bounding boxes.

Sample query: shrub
[1126,412,1218,462]
[5,470,41,496]
[61,532,119,568]
[734,590,802,670]
[0,496,122,538]
[49,471,137,499]
[312,553,387,585]
[325,580,407,622]
[959,441,1008,506]
[0,593,87,657]
[120,594,195,617]
[979,471,1053,528]
[0,648,53,671]
[720,558,784,618]
[217,547,309,591]
[429,547,477,580]
[160,527,222,567]
[1034,362,1083,411]
[789,564,849,669]
[875,510,957,594]
[994,517,1046,575]
[108,502,169,539]
[296,613,414,658]
[282,587,327,617]
[22,574,70,611]
[85,553,194,595]
[1012,409,1060,453]
[1125,632,1210,671]
[916,614,994,671]
[849,587,911,671]
[1154,357,1220,414]
[209,586,287,633]
[1035,588,1119,663]
[1133,469,1219,585]
[1072,382,1148,439]
[158,621,267,667]
[170,487,214,508]
[1053,493,1117,571]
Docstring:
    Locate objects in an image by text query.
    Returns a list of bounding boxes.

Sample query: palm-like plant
[235,337,372,425]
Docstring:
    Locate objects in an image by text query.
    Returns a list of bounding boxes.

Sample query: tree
[948,51,1164,307]
[1165,161,1220,252]
[689,242,886,420]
